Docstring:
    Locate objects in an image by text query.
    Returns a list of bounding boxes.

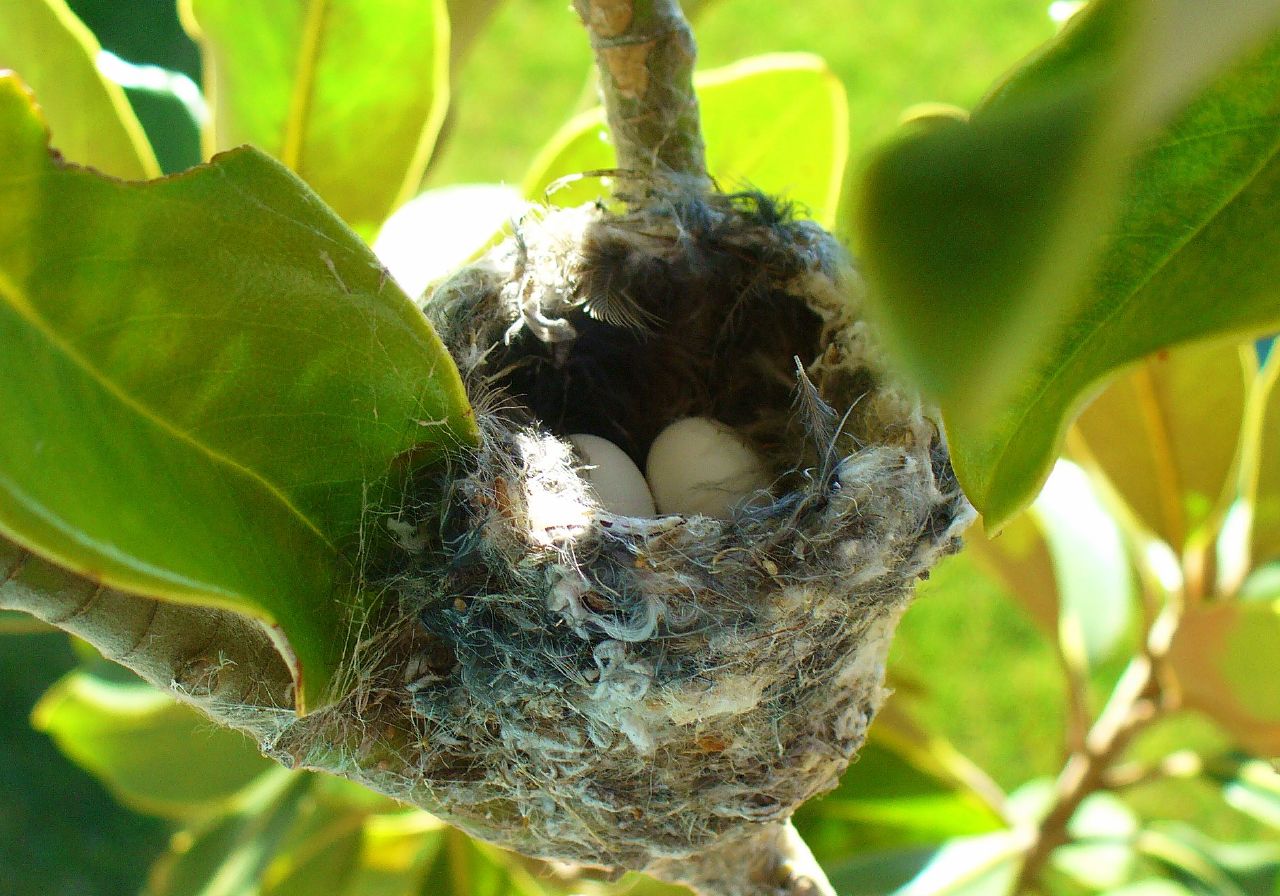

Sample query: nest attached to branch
[268,180,973,876]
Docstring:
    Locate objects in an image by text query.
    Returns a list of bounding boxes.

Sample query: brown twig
[1014,605,1181,893]
[572,0,709,183]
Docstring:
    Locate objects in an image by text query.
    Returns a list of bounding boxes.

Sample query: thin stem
[572,0,709,183]
[1014,604,1181,893]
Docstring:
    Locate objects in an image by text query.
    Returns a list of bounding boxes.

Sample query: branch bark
[0,537,293,738]
[572,0,709,182]
[1013,605,1180,893]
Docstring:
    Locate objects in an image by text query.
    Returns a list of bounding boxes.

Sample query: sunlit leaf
[966,462,1134,667]
[1006,779,1140,891]
[796,704,1005,861]
[1074,342,1252,550]
[373,183,526,298]
[341,812,447,896]
[1248,352,1280,569]
[182,0,450,238]
[30,669,272,818]
[1205,757,1280,831]
[0,0,158,178]
[419,829,551,896]
[891,831,1023,896]
[1167,600,1280,756]
[524,53,848,226]
[1137,822,1280,896]
[1055,791,1140,889]
[1104,882,1197,896]
[146,770,311,896]
[0,76,476,710]
[1034,461,1136,666]
[857,1,1280,528]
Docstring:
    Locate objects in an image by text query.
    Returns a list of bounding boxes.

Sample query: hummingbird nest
[269,180,973,877]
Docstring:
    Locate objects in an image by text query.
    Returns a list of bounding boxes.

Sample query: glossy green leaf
[1007,780,1140,891]
[796,707,1005,861]
[30,669,273,818]
[1249,353,1280,568]
[1207,757,1280,831]
[1075,342,1252,549]
[418,829,550,896]
[1031,461,1135,667]
[373,183,525,298]
[1138,822,1280,896]
[0,76,476,710]
[1167,600,1280,756]
[857,1,1280,528]
[1055,791,1140,889]
[524,53,848,226]
[182,0,450,238]
[146,770,311,896]
[891,831,1023,896]
[0,0,158,178]
[340,813,447,896]
[965,461,1134,668]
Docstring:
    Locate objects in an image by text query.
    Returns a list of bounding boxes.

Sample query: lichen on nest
[266,180,974,875]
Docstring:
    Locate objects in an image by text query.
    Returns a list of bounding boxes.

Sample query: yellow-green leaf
[1074,342,1252,550]
[182,0,450,238]
[0,75,476,711]
[1168,600,1280,756]
[0,0,158,178]
[966,462,1134,668]
[525,53,848,226]
[31,670,273,818]
[1248,352,1280,569]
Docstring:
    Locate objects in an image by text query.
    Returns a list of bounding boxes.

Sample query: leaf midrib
[281,0,329,170]
[0,267,337,554]
[984,130,1280,504]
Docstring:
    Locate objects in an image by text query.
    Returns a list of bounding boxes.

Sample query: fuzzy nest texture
[275,182,973,875]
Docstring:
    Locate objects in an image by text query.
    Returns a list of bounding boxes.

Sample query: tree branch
[0,537,294,738]
[572,0,708,182]
[1014,605,1181,893]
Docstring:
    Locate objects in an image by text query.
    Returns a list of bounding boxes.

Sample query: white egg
[645,417,771,519]
[568,433,657,518]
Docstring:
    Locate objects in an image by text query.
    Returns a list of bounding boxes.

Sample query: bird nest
[266,180,973,876]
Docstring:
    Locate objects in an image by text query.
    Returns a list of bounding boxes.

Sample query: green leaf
[340,813,447,896]
[856,1,1280,528]
[795,707,1005,862]
[1074,342,1253,550]
[1138,822,1280,896]
[181,0,450,238]
[1207,757,1280,831]
[1249,352,1280,569]
[1167,600,1280,756]
[0,75,476,710]
[964,461,1135,668]
[146,770,312,896]
[891,831,1023,896]
[0,0,159,178]
[30,669,273,818]
[1007,780,1140,891]
[1031,461,1135,667]
[419,830,550,896]
[373,183,525,298]
[524,53,848,226]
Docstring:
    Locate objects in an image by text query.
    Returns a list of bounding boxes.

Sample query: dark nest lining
[268,182,974,876]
